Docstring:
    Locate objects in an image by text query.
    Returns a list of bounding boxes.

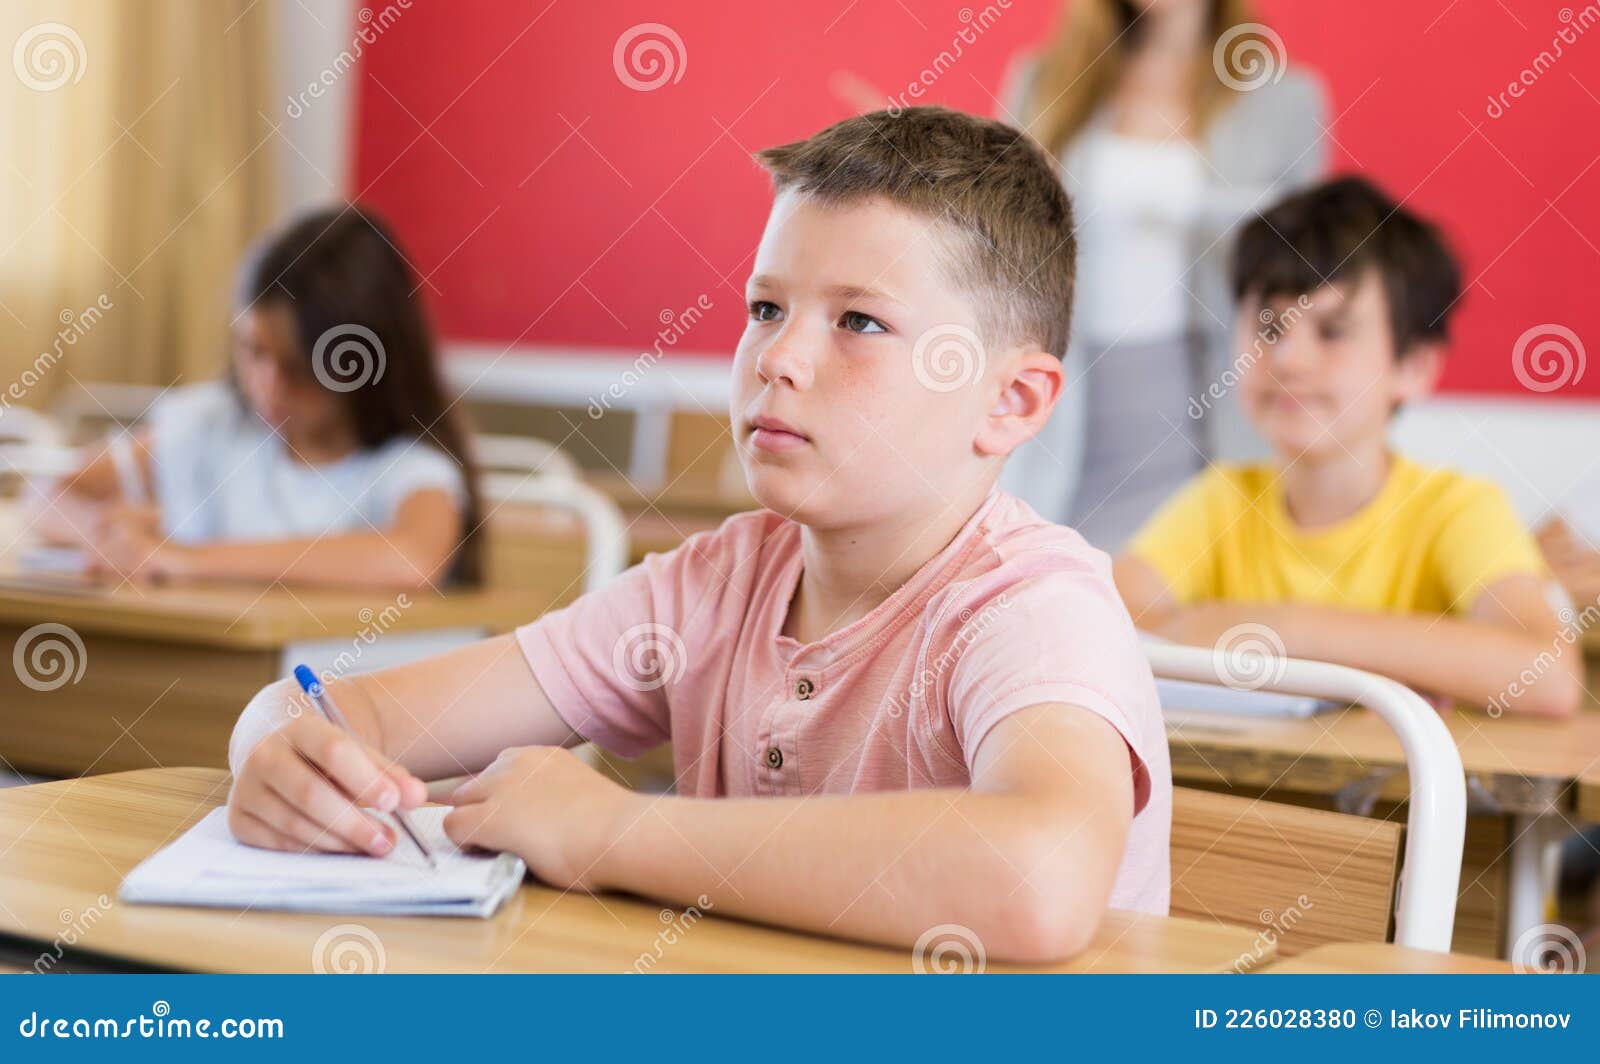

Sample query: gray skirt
[1067,331,1207,552]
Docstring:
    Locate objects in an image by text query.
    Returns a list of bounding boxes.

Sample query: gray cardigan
[1000,67,1329,525]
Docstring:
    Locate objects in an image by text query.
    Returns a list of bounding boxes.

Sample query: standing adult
[1000,0,1327,549]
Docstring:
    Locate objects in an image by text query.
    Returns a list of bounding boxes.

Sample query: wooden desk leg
[1504,813,1569,960]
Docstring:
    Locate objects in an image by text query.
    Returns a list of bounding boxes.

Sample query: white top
[1559,464,1600,542]
[148,381,466,543]
[1069,129,1207,343]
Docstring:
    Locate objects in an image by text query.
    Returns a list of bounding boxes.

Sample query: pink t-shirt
[517,490,1171,914]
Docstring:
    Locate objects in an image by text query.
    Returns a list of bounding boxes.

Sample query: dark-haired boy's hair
[756,106,1077,359]
[1231,175,1461,357]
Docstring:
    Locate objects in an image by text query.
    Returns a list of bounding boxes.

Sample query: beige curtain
[0,0,278,403]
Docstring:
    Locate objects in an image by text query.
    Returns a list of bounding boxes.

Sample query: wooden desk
[0,768,1268,974]
[1260,942,1515,974]
[0,578,556,778]
[1168,706,1600,815]
[0,486,724,779]
[1168,706,1600,958]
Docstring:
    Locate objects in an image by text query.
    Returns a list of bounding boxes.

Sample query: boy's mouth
[746,414,811,453]
[1264,391,1324,412]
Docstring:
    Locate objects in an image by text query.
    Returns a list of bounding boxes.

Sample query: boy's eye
[839,310,886,334]
[748,300,782,323]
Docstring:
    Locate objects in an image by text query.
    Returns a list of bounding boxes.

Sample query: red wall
[350,0,1600,397]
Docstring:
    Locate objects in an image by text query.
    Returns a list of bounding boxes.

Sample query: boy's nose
[755,326,815,390]
[1268,329,1312,370]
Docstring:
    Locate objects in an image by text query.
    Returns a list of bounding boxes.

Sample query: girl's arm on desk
[94,487,463,591]
[226,632,580,857]
[27,431,157,549]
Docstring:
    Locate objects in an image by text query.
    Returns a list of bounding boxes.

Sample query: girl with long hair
[39,206,483,589]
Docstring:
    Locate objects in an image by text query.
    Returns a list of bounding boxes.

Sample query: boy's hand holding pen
[294,665,436,867]
[225,667,432,863]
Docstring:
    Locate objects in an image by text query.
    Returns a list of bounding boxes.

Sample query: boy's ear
[1394,341,1445,402]
[974,349,1064,458]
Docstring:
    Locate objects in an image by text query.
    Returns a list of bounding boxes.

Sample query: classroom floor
[0,769,47,789]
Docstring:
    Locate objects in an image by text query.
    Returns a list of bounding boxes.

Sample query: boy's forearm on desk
[1159,602,1577,715]
[592,787,1108,963]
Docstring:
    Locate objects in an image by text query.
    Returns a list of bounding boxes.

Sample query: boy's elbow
[981,890,1099,965]
[1543,677,1582,718]
[976,831,1109,964]
[1522,670,1582,718]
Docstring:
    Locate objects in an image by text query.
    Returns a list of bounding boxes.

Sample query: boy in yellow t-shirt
[1116,176,1579,717]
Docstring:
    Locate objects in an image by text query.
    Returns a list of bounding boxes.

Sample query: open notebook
[120,806,526,918]
[16,545,88,574]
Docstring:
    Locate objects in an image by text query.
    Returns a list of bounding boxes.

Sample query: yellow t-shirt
[1127,455,1545,615]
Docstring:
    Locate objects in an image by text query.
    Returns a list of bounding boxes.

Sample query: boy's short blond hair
[756,106,1076,360]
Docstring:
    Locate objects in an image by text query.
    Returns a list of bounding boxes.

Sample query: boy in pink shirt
[226,106,1170,962]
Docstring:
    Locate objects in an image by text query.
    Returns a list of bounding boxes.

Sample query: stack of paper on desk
[1156,677,1342,719]
[120,806,525,918]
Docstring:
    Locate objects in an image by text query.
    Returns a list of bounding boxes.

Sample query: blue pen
[293,664,436,869]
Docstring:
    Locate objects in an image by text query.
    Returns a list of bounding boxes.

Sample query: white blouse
[148,381,466,544]
[1069,128,1207,343]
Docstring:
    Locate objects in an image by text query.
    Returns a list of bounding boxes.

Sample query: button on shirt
[517,490,1171,915]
